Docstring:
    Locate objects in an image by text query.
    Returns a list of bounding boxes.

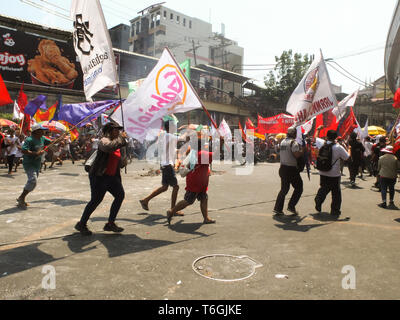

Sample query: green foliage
[263,50,312,108]
[0,113,14,121]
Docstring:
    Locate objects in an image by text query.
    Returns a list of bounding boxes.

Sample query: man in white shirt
[5,129,20,175]
[140,120,183,216]
[273,127,305,216]
[315,130,350,218]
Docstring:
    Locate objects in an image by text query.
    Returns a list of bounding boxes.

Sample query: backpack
[290,140,306,173]
[316,142,336,172]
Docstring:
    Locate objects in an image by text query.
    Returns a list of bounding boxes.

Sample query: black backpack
[290,140,306,173]
[316,142,336,172]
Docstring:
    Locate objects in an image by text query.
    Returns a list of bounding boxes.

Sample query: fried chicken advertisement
[28,39,78,86]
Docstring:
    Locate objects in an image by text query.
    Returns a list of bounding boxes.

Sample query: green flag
[179,59,191,80]
[128,79,145,94]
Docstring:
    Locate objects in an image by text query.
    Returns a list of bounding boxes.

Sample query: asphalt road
[0,160,400,300]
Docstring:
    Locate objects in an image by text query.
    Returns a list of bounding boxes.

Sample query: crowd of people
[2,119,399,236]
[273,124,400,218]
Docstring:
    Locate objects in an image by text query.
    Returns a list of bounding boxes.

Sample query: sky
[1,0,398,94]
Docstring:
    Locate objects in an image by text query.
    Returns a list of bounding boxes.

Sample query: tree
[263,50,312,109]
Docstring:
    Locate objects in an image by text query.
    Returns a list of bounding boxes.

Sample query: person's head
[8,128,15,136]
[31,124,45,139]
[103,122,123,139]
[327,130,337,142]
[365,136,371,142]
[350,132,357,141]
[379,136,387,147]
[287,126,297,139]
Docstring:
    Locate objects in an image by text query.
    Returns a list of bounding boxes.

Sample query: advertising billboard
[0,26,84,90]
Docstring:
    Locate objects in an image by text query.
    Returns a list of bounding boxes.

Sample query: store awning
[195,64,251,83]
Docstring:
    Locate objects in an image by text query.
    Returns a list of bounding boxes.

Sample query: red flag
[257,114,294,135]
[315,109,338,137]
[0,74,12,106]
[17,83,28,113]
[20,114,31,135]
[246,118,255,130]
[337,107,358,139]
[393,88,400,109]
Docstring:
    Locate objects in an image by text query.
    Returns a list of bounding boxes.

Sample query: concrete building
[109,24,131,52]
[0,14,256,129]
[385,0,400,93]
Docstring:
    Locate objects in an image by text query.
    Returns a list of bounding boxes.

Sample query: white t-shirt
[5,136,19,156]
[279,138,300,167]
[159,132,178,167]
[316,138,350,177]
[364,141,373,157]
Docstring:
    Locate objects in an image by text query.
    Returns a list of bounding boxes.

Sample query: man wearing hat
[17,124,51,208]
[273,126,305,216]
[75,122,128,236]
[377,146,400,209]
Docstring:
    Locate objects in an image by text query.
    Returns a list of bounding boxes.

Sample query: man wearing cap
[17,124,51,208]
[377,146,400,209]
[75,122,128,236]
[315,130,350,218]
[273,126,305,216]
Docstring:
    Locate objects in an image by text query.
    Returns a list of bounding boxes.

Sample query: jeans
[7,155,15,173]
[24,168,39,191]
[380,177,396,203]
[315,175,342,213]
[80,174,125,225]
[274,165,303,212]
[349,160,361,182]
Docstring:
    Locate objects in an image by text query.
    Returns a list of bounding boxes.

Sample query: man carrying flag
[17,124,51,208]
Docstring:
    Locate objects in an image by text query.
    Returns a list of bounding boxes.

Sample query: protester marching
[1,0,400,293]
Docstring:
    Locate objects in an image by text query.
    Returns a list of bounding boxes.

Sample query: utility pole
[192,40,198,66]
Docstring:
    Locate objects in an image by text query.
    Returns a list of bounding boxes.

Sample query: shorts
[184,191,208,205]
[161,165,178,187]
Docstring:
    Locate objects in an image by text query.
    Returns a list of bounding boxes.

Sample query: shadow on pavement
[0,243,62,278]
[91,214,167,227]
[168,221,209,237]
[310,213,351,222]
[62,233,176,258]
[0,206,27,215]
[273,215,329,232]
[58,173,80,177]
[29,199,87,207]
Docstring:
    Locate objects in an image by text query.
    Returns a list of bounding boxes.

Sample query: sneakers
[104,222,124,233]
[75,222,93,236]
[378,203,387,209]
[315,200,322,213]
[287,207,299,216]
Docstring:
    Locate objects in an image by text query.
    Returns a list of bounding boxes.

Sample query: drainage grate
[192,254,263,282]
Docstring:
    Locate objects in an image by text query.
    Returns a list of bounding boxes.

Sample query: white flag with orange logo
[286,50,337,126]
[112,48,202,142]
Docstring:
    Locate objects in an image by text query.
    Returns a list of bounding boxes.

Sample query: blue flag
[58,100,120,127]
[24,95,47,117]
[50,94,63,123]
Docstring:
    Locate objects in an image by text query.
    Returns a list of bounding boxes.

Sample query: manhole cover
[192,255,263,282]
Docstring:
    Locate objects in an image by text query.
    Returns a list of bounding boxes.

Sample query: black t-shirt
[349,140,365,162]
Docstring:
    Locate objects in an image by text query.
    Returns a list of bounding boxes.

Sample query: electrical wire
[19,0,72,21]
[327,62,367,87]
